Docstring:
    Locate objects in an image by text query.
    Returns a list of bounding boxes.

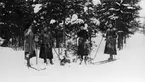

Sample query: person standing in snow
[24,24,36,67]
[39,27,53,65]
[77,24,90,64]
[104,24,117,60]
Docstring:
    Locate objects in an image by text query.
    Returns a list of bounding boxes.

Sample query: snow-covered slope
[0,32,145,82]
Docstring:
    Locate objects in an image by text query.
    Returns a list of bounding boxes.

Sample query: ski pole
[53,48,61,60]
[36,46,38,65]
[93,36,104,60]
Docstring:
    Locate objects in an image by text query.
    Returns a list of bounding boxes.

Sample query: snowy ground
[0,32,145,82]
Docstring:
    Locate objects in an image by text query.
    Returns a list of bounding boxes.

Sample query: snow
[138,0,145,24]
[93,0,101,5]
[32,4,42,13]
[0,32,145,82]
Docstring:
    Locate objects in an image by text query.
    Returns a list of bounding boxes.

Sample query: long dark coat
[24,29,36,59]
[77,30,89,56]
[104,30,117,55]
[117,31,124,50]
[39,31,53,60]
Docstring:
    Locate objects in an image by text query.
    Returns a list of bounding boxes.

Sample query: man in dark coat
[39,27,53,65]
[104,25,117,60]
[24,25,36,67]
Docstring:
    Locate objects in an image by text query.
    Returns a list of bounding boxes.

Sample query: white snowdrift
[0,32,145,82]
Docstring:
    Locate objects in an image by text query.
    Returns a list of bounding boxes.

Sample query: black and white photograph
[0,0,145,82]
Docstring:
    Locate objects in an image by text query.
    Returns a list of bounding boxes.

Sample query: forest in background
[0,0,141,51]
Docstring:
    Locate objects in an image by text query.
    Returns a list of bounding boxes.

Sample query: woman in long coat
[77,24,89,64]
[39,27,53,65]
[24,25,36,67]
[104,27,117,60]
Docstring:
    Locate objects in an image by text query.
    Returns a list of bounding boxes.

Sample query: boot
[79,56,83,65]
[108,54,113,61]
[27,58,31,68]
[26,54,31,68]
[44,59,48,65]
[44,59,46,63]
[84,56,87,65]
[50,59,54,65]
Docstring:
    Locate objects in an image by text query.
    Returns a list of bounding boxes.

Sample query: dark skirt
[117,36,124,50]
[39,44,53,60]
[77,38,89,56]
[104,38,117,55]
[117,32,124,50]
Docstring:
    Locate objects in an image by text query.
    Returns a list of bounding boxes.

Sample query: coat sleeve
[113,31,118,38]
[86,31,89,39]
[105,31,109,38]
[24,29,30,37]
[49,32,53,47]
[38,33,43,44]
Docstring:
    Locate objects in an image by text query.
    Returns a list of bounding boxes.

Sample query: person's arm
[39,32,43,44]
[49,32,54,47]
[24,29,31,37]
[105,31,109,38]
[24,30,28,37]
[34,34,39,43]
[86,31,89,39]
[113,31,118,38]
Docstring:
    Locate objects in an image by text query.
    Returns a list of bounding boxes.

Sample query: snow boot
[50,59,54,65]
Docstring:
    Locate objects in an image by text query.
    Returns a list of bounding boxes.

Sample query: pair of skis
[27,65,46,71]
[91,59,117,65]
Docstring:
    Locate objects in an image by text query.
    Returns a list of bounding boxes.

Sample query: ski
[28,66,40,71]
[99,59,117,64]
[27,65,46,71]
[92,59,117,65]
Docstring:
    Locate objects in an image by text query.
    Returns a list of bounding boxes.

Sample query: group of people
[24,24,53,67]
[24,22,122,67]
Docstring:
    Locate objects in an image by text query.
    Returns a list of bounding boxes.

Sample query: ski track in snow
[0,32,145,82]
